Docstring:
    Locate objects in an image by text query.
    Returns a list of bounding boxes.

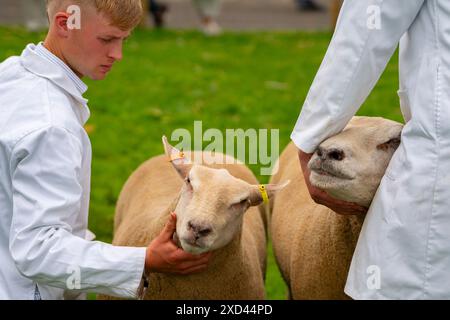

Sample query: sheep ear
[376,124,402,152]
[162,136,192,179]
[249,180,290,206]
[376,137,401,152]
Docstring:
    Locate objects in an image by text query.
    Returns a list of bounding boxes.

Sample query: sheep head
[307,116,403,208]
[162,136,288,255]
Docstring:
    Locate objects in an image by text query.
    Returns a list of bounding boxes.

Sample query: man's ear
[248,180,290,206]
[54,12,71,38]
[162,136,192,179]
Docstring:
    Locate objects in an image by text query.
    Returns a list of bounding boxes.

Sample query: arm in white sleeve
[291,0,424,153]
[9,126,147,299]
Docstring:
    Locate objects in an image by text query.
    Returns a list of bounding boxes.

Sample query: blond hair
[46,0,143,31]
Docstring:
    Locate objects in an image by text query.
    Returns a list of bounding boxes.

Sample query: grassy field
[0,26,402,299]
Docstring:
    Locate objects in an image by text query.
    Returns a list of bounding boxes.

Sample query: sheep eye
[185,177,193,191]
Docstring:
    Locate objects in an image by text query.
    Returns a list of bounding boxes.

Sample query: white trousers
[20,0,48,31]
[192,0,221,18]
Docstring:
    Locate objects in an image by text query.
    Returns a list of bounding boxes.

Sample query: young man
[0,0,211,300]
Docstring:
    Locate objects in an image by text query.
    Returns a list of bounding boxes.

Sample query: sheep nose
[317,147,345,161]
[187,221,212,239]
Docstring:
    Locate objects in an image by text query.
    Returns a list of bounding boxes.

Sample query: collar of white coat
[20,43,91,124]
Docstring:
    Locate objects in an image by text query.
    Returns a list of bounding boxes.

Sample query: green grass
[0,26,402,300]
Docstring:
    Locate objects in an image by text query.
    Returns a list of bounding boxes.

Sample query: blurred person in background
[148,0,169,28]
[21,0,48,31]
[296,0,324,11]
[192,0,222,36]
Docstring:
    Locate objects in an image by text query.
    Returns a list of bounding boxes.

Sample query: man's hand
[298,149,368,215]
[145,213,212,276]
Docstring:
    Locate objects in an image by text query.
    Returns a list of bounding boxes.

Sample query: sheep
[100,137,287,300]
[270,116,403,299]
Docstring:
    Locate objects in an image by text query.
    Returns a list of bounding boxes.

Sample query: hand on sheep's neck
[172,231,182,248]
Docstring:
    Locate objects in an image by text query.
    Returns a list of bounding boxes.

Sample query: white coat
[0,44,146,300]
[291,0,450,299]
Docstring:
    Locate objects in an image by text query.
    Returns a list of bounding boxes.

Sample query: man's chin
[89,73,107,81]
[83,69,109,81]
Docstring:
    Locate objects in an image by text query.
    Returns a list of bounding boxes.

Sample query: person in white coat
[0,0,211,300]
[291,0,450,299]
[192,0,222,36]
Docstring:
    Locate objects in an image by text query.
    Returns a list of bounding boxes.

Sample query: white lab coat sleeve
[291,0,425,153]
[9,126,147,299]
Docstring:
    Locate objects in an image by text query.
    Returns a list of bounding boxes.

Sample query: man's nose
[109,43,123,61]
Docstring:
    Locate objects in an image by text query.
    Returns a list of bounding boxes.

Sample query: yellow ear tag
[259,185,269,204]
[170,151,185,162]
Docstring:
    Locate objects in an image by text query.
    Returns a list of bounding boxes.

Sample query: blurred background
[0,0,402,299]
[1,0,341,32]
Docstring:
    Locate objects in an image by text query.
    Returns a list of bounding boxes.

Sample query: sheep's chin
[310,171,355,199]
[310,170,352,192]
[310,173,372,207]
[180,242,210,255]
